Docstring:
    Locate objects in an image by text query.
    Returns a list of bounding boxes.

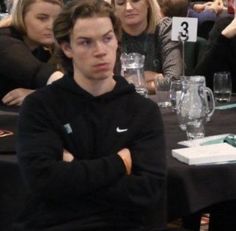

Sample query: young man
[15,0,166,230]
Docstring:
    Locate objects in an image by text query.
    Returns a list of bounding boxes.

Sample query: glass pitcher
[120,52,148,97]
[177,76,215,139]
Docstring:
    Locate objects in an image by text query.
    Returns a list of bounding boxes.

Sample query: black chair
[184,36,208,76]
[198,20,215,40]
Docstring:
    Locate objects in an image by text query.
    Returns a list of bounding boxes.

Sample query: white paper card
[171,17,198,42]
[172,143,236,165]
[178,134,230,147]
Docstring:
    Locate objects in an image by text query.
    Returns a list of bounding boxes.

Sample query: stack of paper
[178,134,230,147]
[172,143,236,165]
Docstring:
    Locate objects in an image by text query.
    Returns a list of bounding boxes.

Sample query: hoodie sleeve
[95,100,167,210]
[17,93,127,202]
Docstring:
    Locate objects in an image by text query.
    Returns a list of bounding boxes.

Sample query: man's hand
[2,88,35,106]
[63,149,74,162]
[117,148,132,175]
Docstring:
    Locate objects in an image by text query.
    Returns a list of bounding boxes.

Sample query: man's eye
[103,35,113,43]
[78,40,91,46]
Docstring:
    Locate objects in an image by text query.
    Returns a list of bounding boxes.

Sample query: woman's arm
[0,31,56,88]
[158,17,183,79]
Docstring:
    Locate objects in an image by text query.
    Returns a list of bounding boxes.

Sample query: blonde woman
[0,0,63,106]
[112,0,182,92]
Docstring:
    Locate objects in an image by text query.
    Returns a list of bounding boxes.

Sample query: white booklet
[172,143,236,165]
[178,134,230,147]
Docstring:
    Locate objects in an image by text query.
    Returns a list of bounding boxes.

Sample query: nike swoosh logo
[116,127,128,133]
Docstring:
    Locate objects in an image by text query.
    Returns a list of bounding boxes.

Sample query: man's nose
[94,41,106,56]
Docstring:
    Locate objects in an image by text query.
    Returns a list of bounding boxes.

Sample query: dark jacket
[117,17,182,79]
[15,75,167,231]
[0,26,55,99]
[194,16,236,92]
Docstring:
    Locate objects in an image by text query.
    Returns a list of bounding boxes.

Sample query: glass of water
[213,72,232,103]
[169,79,182,111]
[154,77,172,108]
[186,119,205,140]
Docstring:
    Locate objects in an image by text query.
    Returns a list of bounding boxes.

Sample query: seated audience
[194,15,236,92]
[111,0,182,93]
[15,0,167,230]
[0,0,63,106]
[188,0,227,39]
[188,0,225,23]
[158,0,188,18]
[158,0,208,75]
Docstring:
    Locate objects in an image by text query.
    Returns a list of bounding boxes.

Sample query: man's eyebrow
[76,29,114,40]
[103,29,114,36]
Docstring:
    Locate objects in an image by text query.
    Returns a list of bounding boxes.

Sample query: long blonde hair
[11,0,63,35]
[0,0,63,31]
[111,0,162,33]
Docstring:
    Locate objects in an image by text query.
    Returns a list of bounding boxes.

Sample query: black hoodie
[15,75,166,231]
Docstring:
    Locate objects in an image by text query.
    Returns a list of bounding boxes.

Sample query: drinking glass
[186,120,205,140]
[213,72,232,103]
[154,77,171,108]
[169,79,182,111]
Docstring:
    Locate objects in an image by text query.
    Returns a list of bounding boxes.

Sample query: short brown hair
[53,0,121,74]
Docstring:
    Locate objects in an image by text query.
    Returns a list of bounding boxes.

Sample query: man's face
[61,16,118,83]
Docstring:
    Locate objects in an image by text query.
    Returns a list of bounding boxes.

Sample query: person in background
[158,0,208,76]
[15,0,167,230]
[189,0,225,23]
[194,15,236,92]
[158,0,189,18]
[111,0,182,93]
[0,0,63,106]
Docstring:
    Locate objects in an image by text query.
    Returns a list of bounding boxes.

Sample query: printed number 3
[180,21,189,41]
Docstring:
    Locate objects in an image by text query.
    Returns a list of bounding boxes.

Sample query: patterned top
[119,17,183,79]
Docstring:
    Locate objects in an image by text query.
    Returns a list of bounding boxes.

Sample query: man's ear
[60,42,73,59]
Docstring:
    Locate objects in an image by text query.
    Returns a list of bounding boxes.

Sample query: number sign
[171,17,198,42]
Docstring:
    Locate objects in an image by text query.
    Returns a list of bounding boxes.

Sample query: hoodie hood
[52,74,136,102]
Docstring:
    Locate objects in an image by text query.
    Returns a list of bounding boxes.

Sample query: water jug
[120,52,148,97]
[177,76,215,139]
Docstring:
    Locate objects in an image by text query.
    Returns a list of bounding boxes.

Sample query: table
[0,102,236,230]
[161,101,236,230]
[163,106,236,220]
[0,104,18,154]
